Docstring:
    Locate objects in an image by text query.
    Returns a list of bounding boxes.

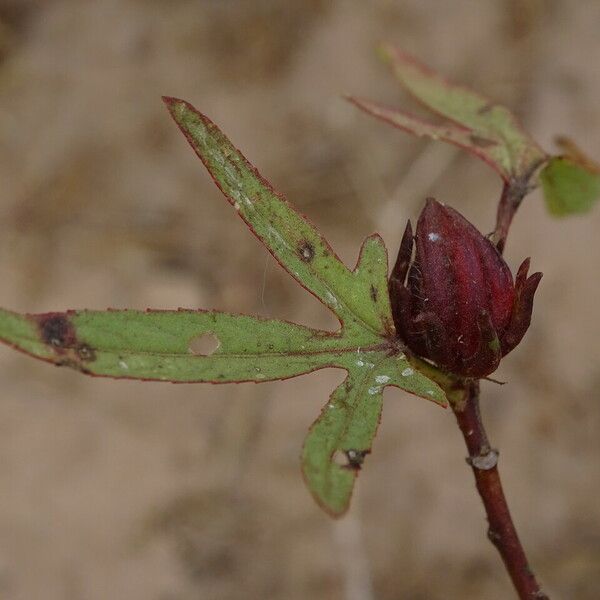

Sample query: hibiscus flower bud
[390,198,542,378]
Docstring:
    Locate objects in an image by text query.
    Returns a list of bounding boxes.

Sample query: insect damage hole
[333,449,368,470]
[189,332,220,356]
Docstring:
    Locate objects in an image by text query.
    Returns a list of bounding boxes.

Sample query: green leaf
[350,45,547,182]
[0,308,364,382]
[302,367,385,517]
[0,306,445,515]
[349,96,499,170]
[540,151,600,217]
[0,308,445,394]
[302,354,445,516]
[163,97,393,339]
[0,98,448,516]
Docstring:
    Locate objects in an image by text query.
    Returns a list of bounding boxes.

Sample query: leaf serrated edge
[374,44,547,180]
[163,96,394,338]
[301,362,387,518]
[348,96,506,179]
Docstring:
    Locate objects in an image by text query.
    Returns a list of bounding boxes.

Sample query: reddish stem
[494,181,526,253]
[452,381,549,599]
[494,159,546,253]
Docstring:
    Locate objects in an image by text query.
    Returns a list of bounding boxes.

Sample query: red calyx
[390,198,542,378]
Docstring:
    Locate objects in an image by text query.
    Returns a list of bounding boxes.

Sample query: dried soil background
[0,1,599,599]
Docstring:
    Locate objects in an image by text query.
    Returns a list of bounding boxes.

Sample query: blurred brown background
[0,1,598,599]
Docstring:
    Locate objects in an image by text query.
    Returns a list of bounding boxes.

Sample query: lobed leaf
[302,353,445,516]
[302,365,387,516]
[161,98,446,511]
[163,97,393,339]
[0,99,448,516]
[350,45,547,182]
[0,305,445,515]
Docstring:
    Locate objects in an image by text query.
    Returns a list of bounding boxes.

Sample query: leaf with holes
[349,44,547,183]
[0,98,447,516]
[302,355,443,515]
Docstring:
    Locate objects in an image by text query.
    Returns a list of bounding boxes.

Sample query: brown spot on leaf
[38,314,77,350]
[478,103,494,115]
[311,330,334,339]
[298,241,315,262]
[36,313,97,364]
[345,449,368,470]
[469,134,496,148]
[370,285,378,303]
[76,343,96,362]
[56,357,92,374]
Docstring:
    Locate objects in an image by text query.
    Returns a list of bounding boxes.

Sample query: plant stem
[493,160,546,253]
[452,381,549,600]
[494,181,527,253]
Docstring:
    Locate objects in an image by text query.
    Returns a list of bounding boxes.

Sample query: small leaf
[350,45,547,182]
[540,139,600,216]
[349,97,501,174]
[302,366,385,517]
[302,354,444,516]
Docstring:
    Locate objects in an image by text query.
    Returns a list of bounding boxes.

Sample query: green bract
[0,97,446,517]
[540,155,600,216]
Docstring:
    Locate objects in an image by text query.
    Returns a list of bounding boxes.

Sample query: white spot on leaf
[324,291,339,308]
[375,375,390,384]
[401,367,414,377]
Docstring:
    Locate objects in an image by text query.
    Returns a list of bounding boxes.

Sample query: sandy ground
[0,1,599,598]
